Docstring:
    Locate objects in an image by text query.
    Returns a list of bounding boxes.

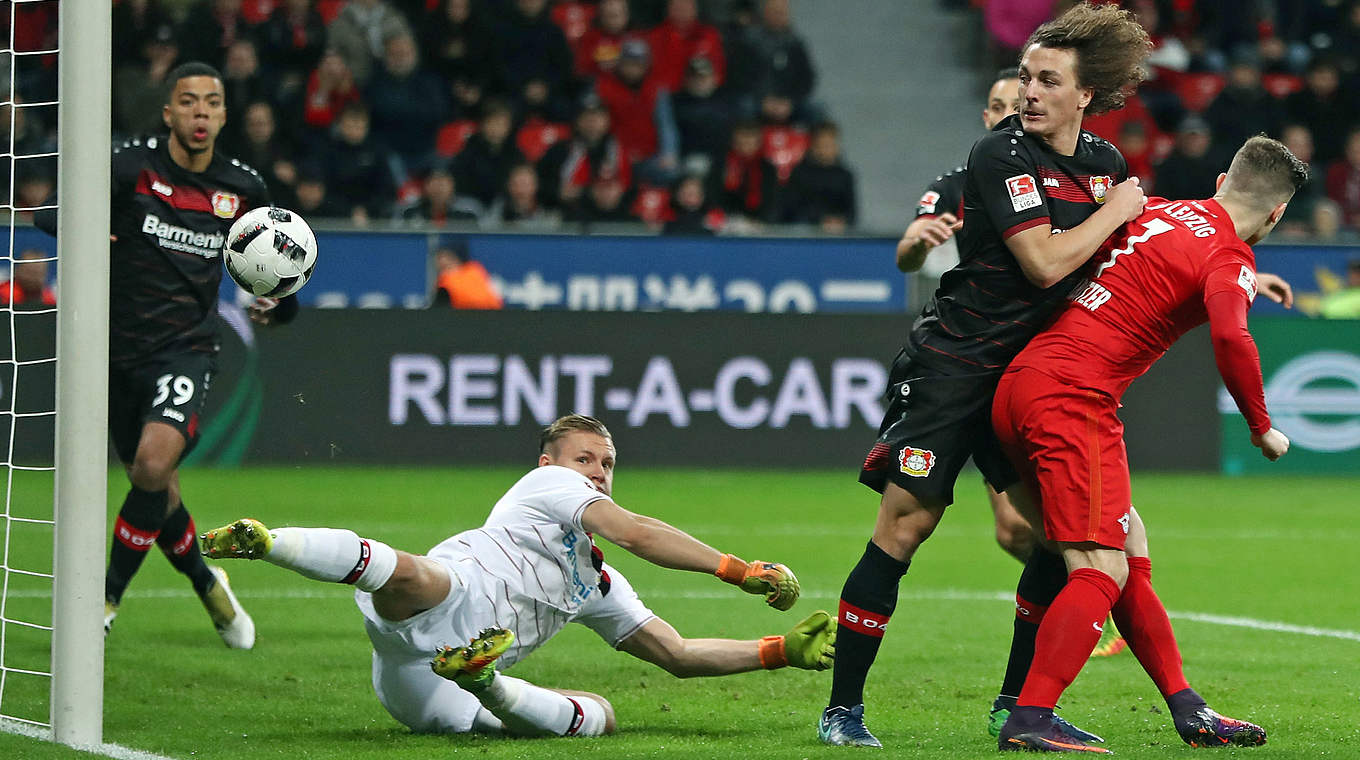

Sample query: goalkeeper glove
[715,554,800,611]
[757,610,837,670]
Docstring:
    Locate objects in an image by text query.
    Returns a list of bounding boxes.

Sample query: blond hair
[538,414,612,455]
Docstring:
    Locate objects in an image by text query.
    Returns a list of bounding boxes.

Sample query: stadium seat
[1262,73,1304,99]
[436,120,480,158]
[1172,72,1226,114]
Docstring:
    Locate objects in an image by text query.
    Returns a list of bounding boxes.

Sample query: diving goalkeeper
[201,414,833,737]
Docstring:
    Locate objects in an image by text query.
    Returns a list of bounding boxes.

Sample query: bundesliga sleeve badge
[898,447,936,478]
[918,190,940,214]
[1005,174,1042,213]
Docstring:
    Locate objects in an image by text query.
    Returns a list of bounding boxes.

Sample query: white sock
[264,527,398,592]
[474,675,606,737]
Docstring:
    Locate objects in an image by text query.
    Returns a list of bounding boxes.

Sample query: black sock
[105,486,169,604]
[157,503,217,597]
[998,546,1068,698]
[828,540,910,709]
[1166,687,1207,722]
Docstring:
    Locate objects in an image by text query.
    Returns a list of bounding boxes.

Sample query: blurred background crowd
[2,0,1359,242]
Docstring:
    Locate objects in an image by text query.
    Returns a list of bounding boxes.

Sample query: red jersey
[1009,197,1271,432]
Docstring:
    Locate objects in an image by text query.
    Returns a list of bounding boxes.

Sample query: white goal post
[51,1,111,747]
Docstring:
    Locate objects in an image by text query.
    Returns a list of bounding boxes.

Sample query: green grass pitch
[2,468,1357,759]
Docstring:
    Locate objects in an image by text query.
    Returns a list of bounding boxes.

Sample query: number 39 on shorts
[153,373,195,407]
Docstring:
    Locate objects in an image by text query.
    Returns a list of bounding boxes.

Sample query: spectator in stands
[1311,198,1358,243]
[429,240,503,310]
[1275,123,1324,238]
[565,171,638,225]
[328,0,415,87]
[449,71,488,121]
[1152,115,1225,202]
[489,163,561,230]
[318,101,399,224]
[596,38,681,185]
[420,0,494,87]
[575,0,633,79]
[221,39,273,149]
[1320,258,1360,318]
[14,165,54,223]
[258,0,328,97]
[1285,57,1357,166]
[672,55,734,173]
[746,0,816,119]
[452,99,526,209]
[232,101,299,201]
[113,23,180,136]
[663,173,719,236]
[292,162,350,220]
[367,32,449,174]
[1205,55,1284,156]
[1326,127,1360,230]
[983,0,1055,73]
[400,162,481,225]
[177,0,250,71]
[303,50,362,134]
[112,0,173,70]
[492,0,575,109]
[719,0,764,113]
[537,94,630,213]
[649,0,726,92]
[0,249,56,308]
[782,121,855,233]
[1118,120,1155,189]
[717,119,777,224]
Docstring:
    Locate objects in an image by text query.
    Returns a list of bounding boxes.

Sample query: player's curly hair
[539,414,613,454]
[1222,135,1309,209]
[1025,2,1151,115]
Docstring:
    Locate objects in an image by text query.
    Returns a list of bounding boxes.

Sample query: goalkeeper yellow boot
[1090,614,1126,657]
[200,566,256,650]
[785,610,836,670]
[432,627,515,692]
[200,518,273,560]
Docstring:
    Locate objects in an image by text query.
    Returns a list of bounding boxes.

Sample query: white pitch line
[7,586,1357,642]
[0,718,178,760]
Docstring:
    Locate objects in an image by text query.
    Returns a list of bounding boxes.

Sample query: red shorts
[992,366,1132,549]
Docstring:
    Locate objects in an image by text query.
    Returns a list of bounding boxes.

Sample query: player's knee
[573,693,615,736]
[128,451,176,491]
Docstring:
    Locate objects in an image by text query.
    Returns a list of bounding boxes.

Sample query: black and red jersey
[108,136,269,366]
[913,165,966,222]
[908,114,1127,373]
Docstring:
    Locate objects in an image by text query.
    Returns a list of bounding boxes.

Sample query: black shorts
[108,351,216,465]
[858,349,1018,505]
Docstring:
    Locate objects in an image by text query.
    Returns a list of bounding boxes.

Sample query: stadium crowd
[18,0,849,236]
[2,1,1359,241]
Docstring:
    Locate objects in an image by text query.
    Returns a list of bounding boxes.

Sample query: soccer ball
[223,206,318,298]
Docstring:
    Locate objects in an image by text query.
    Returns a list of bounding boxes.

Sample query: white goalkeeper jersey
[428,465,610,617]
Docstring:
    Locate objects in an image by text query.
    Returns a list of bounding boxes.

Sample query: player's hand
[248,297,280,325]
[917,212,961,248]
[740,561,799,609]
[716,554,800,610]
[1105,177,1146,223]
[783,610,836,670]
[1255,272,1293,309]
[1251,427,1289,461]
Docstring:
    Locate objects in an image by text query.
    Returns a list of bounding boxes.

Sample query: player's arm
[1003,178,1145,288]
[616,611,834,677]
[1204,264,1288,460]
[582,498,798,609]
[896,213,961,272]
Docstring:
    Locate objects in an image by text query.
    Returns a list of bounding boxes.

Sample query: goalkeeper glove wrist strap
[757,635,787,669]
[715,553,748,585]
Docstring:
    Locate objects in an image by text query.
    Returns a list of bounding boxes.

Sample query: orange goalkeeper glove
[715,554,800,610]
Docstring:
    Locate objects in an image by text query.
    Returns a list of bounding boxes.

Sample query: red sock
[1111,556,1190,697]
[1017,568,1122,709]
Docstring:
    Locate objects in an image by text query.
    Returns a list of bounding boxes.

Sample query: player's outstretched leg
[433,628,612,737]
[200,518,398,591]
